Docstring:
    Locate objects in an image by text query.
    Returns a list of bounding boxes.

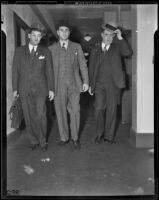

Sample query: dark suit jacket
[12,45,54,97]
[49,40,89,96]
[89,39,133,93]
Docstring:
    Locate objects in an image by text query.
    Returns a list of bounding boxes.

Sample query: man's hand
[48,91,54,101]
[82,84,89,92]
[13,91,19,98]
[114,29,123,40]
[84,52,89,56]
[88,87,93,96]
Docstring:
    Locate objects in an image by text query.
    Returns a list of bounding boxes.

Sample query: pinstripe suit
[49,40,89,141]
[12,44,54,146]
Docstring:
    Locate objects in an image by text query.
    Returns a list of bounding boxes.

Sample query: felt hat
[56,20,71,30]
[27,23,46,35]
[101,21,118,32]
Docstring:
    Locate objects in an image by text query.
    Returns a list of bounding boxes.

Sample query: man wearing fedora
[88,22,133,144]
[12,23,54,151]
[49,20,89,149]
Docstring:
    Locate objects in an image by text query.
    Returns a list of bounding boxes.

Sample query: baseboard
[130,128,154,148]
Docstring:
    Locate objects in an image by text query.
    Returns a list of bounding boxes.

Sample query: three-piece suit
[49,40,88,142]
[89,38,132,140]
[12,44,54,146]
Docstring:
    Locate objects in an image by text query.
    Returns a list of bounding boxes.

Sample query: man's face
[101,29,115,45]
[28,30,42,46]
[57,26,70,40]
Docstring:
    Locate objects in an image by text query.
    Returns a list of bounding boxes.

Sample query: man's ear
[57,30,59,36]
[28,33,31,39]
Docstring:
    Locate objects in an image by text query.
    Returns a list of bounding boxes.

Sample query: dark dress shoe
[73,140,81,149]
[41,143,48,151]
[95,135,104,144]
[109,140,116,144]
[104,138,116,144]
[30,143,40,150]
[57,140,69,146]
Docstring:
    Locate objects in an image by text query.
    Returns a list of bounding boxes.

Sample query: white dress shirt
[29,43,38,53]
[101,43,110,51]
[60,40,69,50]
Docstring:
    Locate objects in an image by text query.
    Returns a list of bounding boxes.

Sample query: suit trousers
[54,80,80,142]
[20,94,47,146]
[94,83,119,140]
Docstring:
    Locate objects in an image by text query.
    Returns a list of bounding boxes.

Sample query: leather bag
[9,97,23,129]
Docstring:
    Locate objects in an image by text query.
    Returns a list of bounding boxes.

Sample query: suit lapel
[24,45,32,67]
[55,42,60,70]
[54,43,60,92]
[68,41,75,65]
[106,43,114,56]
[104,43,115,68]
[31,45,41,67]
[93,45,103,79]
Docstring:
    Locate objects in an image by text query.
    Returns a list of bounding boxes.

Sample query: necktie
[103,44,107,52]
[30,47,36,64]
[30,46,36,56]
[62,43,66,50]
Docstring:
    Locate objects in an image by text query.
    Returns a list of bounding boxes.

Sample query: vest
[96,50,113,88]
[58,46,75,88]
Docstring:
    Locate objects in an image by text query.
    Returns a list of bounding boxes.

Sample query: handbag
[9,96,23,129]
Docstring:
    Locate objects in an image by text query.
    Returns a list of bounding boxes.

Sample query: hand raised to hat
[114,29,123,40]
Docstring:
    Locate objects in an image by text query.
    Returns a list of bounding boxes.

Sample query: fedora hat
[101,21,118,32]
[56,20,72,31]
[27,23,46,36]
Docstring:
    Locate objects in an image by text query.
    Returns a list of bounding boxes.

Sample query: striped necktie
[62,43,66,50]
[103,44,107,52]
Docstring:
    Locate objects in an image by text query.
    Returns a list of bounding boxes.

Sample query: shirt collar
[101,42,110,51]
[29,43,38,52]
[59,40,69,49]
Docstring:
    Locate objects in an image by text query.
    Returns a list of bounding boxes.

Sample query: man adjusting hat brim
[101,23,118,31]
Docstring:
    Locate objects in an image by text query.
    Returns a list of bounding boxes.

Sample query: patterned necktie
[62,43,66,50]
[103,44,107,52]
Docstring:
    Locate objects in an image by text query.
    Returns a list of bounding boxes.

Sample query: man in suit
[88,22,133,144]
[49,21,89,149]
[12,23,54,151]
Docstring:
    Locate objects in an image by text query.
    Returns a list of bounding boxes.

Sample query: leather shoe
[104,138,116,144]
[41,143,48,151]
[73,140,81,149]
[95,135,104,144]
[30,143,40,150]
[57,140,69,146]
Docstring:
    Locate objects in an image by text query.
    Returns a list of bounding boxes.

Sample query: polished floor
[6,94,154,196]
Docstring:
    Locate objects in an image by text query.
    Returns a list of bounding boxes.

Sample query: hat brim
[56,20,72,31]
[102,24,118,32]
[56,25,71,31]
[26,28,46,36]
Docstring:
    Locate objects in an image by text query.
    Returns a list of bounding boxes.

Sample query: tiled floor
[6,96,154,196]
